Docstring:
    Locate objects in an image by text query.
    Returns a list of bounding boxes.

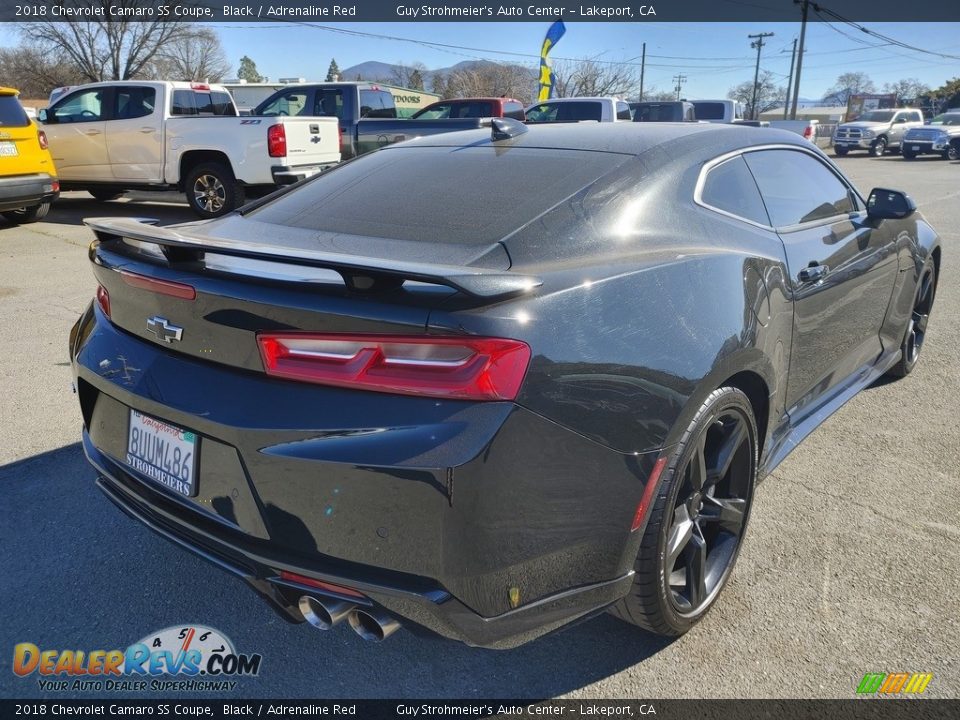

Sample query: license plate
[125,409,198,497]
[911,145,920,151]
[0,142,18,157]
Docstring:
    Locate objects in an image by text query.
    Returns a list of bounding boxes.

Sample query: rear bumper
[0,172,58,211]
[271,163,338,186]
[70,304,657,648]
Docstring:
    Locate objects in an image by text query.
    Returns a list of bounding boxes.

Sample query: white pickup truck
[524,97,633,123]
[38,81,340,217]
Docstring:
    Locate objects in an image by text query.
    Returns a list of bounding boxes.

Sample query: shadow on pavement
[29,192,196,228]
[0,444,672,699]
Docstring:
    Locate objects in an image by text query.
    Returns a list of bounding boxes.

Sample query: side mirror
[867,188,916,220]
[893,117,906,124]
[38,108,49,123]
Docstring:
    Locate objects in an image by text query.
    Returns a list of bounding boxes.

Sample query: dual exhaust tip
[298,595,400,642]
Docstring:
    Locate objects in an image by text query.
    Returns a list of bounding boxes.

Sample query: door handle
[140,127,156,133]
[83,129,101,136]
[798,264,828,283]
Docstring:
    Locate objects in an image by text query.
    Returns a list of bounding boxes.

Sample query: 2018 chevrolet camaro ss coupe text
[70,121,940,649]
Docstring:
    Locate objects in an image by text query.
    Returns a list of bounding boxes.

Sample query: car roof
[0,87,19,96]
[530,97,621,104]
[397,121,813,157]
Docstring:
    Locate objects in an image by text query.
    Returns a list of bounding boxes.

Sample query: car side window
[616,102,631,121]
[700,155,770,226]
[909,111,923,122]
[314,89,344,120]
[416,104,451,119]
[525,104,558,123]
[113,86,155,120]
[744,149,856,228]
[259,91,307,116]
[52,89,105,123]
[504,102,525,120]
[171,90,198,116]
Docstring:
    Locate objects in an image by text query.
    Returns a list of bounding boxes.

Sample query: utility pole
[790,0,810,120]
[748,32,774,120]
[639,42,646,101]
[783,38,798,120]
[673,74,686,101]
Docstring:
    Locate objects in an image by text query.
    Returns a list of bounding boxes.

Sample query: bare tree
[443,63,535,103]
[150,27,230,82]
[823,72,876,106]
[728,70,786,118]
[20,1,191,82]
[0,45,86,98]
[883,78,931,105]
[390,62,430,90]
[551,56,640,99]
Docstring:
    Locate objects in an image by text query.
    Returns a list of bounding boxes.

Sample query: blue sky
[2,21,958,99]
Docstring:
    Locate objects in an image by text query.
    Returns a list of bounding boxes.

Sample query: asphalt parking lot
[1,156,958,700]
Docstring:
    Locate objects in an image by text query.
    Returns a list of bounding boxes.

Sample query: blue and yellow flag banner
[537,20,566,102]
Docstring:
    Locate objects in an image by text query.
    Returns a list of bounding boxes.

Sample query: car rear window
[634,104,680,122]
[526,102,603,123]
[0,96,30,128]
[248,145,630,245]
[693,102,725,120]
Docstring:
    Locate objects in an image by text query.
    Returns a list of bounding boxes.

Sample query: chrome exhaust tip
[348,608,402,642]
[298,596,354,631]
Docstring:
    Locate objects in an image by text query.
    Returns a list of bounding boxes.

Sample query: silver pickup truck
[833,108,924,157]
[901,111,960,160]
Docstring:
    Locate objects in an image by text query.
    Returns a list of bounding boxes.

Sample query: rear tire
[610,386,757,636]
[2,201,50,224]
[185,162,244,219]
[88,189,123,202]
[887,262,937,379]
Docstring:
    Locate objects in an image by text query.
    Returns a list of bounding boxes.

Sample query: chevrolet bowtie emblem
[146,316,183,343]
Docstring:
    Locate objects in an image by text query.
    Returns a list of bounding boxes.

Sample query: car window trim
[694,143,866,233]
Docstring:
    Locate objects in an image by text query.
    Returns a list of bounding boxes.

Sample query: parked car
[71,121,940,648]
[525,97,632,123]
[833,108,924,157]
[631,101,696,122]
[0,86,59,224]
[768,118,819,142]
[690,99,745,123]
[38,80,341,218]
[412,97,526,121]
[253,82,487,160]
[901,112,960,160]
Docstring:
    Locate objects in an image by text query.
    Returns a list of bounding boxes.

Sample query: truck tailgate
[277,117,340,168]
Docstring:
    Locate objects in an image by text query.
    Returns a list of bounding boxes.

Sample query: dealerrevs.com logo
[13,625,262,692]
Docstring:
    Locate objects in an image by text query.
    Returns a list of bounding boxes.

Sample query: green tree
[237,55,264,83]
[409,68,425,91]
[325,58,341,82]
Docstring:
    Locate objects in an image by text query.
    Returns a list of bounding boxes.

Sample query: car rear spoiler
[85,217,541,300]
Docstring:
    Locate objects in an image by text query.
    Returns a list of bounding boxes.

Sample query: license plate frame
[125,409,199,497]
[911,145,920,151]
[0,141,18,157]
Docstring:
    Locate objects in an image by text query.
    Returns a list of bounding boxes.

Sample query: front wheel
[2,201,50,224]
[185,162,244,219]
[887,262,937,378]
[610,386,757,635]
[833,146,849,157]
[870,137,888,157]
[944,145,959,161]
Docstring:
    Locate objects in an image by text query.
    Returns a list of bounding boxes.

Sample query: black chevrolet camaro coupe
[70,121,940,648]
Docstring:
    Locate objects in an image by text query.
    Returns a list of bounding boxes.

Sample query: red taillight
[279,571,365,599]
[50,179,60,192]
[38,130,48,150]
[268,124,287,157]
[630,456,668,532]
[120,270,196,300]
[96,285,110,318]
[803,125,813,139]
[257,333,531,401]
[190,82,210,91]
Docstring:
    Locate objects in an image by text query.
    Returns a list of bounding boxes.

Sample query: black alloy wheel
[889,264,936,377]
[611,386,757,635]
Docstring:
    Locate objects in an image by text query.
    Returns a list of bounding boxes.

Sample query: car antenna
[491,117,528,141]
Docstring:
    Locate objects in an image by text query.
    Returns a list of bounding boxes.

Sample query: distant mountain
[340,59,535,93]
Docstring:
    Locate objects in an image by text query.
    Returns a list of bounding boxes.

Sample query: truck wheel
[870,137,888,157]
[833,146,848,157]
[945,145,959,161]
[88,189,123,201]
[2,201,50,224]
[185,163,244,219]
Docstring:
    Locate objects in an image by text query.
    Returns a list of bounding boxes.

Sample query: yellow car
[0,87,59,224]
